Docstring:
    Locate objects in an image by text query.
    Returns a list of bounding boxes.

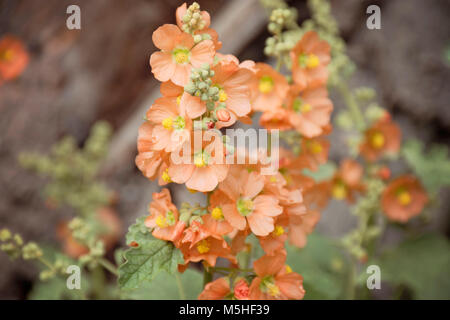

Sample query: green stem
[175,273,186,300]
[98,258,118,276]
[335,81,366,131]
[203,267,213,286]
[37,256,54,271]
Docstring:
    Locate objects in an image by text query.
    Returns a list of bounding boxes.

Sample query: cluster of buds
[0,228,25,259]
[180,2,207,34]
[184,64,217,109]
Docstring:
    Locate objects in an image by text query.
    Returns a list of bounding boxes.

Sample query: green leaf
[286,233,350,299]
[120,269,203,300]
[302,162,336,182]
[376,233,450,299]
[118,216,184,290]
[402,139,450,193]
[125,216,151,246]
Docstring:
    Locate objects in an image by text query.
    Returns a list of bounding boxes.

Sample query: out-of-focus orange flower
[290,31,330,90]
[381,175,428,222]
[218,168,283,236]
[330,159,365,202]
[144,188,185,242]
[377,166,391,180]
[0,35,29,83]
[360,117,401,162]
[150,24,215,86]
[284,84,333,138]
[251,63,289,112]
[57,207,121,259]
[249,252,305,300]
[145,97,192,152]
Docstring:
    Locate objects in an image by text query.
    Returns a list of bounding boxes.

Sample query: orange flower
[381,175,428,222]
[218,169,282,236]
[287,210,320,248]
[135,122,171,184]
[329,159,365,202]
[175,3,222,50]
[144,188,185,242]
[150,24,215,86]
[251,63,289,112]
[145,97,192,152]
[249,252,305,300]
[178,235,235,267]
[160,80,184,99]
[0,35,29,82]
[290,31,330,89]
[360,117,401,162]
[258,216,288,255]
[284,84,333,138]
[168,133,229,192]
[198,277,230,300]
[204,189,234,236]
[180,59,253,127]
[198,277,250,300]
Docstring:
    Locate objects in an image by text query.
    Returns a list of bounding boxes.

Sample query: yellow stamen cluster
[285,265,292,274]
[397,190,412,206]
[155,215,168,228]
[266,282,280,297]
[173,48,190,64]
[332,183,347,200]
[196,239,210,254]
[211,207,224,220]
[272,225,285,237]
[309,141,323,154]
[300,103,312,113]
[194,152,207,168]
[162,168,172,183]
[306,53,320,68]
[176,95,182,105]
[162,117,173,130]
[0,49,14,61]
[218,89,228,102]
[259,76,274,94]
[370,132,385,149]
[237,198,254,216]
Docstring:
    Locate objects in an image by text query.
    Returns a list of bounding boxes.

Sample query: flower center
[211,207,224,220]
[258,76,274,94]
[173,115,186,129]
[162,117,173,130]
[272,225,284,237]
[293,98,311,113]
[396,190,411,206]
[196,239,210,254]
[218,89,227,102]
[237,198,254,216]
[162,168,172,183]
[194,151,209,168]
[298,53,319,69]
[155,211,176,228]
[172,48,190,64]
[260,276,280,297]
[176,95,182,105]
[332,182,347,200]
[370,132,385,149]
[308,141,323,154]
[285,265,292,274]
[0,49,14,62]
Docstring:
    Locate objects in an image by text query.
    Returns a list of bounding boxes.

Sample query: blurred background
[0,0,449,299]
